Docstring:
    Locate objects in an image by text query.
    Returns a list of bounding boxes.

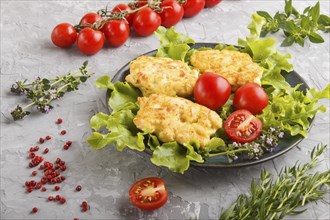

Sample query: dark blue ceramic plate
[110,43,311,168]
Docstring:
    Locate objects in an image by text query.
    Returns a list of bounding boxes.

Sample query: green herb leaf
[308,32,324,43]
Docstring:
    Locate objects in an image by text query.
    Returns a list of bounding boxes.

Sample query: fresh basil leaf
[308,32,324,43]
[281,35,295,47]
[284,0,293,16]
[257,11,273,22]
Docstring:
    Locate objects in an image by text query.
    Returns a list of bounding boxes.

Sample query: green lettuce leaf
[150,142,203,174]
[154,26,195,61]
[259,84,329,137]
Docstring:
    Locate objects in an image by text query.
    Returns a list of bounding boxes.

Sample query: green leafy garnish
[87,25,329,173]
[253,0,330,46]
[220,144,330,220]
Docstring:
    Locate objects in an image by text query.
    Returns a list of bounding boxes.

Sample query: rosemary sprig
[220,144,330,220]
[10,61,94,120]
[257,0,330,46]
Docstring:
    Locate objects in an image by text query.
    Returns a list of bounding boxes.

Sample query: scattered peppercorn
[75,185,82,192]
[60,130,66,135]
[57,118,63,124]
[45,135,51,140]
[32,207,38,213]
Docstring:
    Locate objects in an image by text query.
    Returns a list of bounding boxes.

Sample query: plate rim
[110,42,312,168]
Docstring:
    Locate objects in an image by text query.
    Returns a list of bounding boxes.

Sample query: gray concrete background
[1,0,329,219]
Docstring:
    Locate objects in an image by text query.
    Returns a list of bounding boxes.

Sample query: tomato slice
[129,177,168,211]
[224,110,262,143]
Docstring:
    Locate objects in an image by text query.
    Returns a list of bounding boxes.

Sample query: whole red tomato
[194,72,231,110]
[51,23,77,48]
[205,0,222,7]
[102,20,130,47]
[160,0,184,28]
[77,27,104,55]
[182,0,205,18]
[79,12,103,27]
[129,177,168,211]
[136,0,148,8]
[224,110,263,143]
[233,83,268,115]
[132,7,161,37]
[112,4,135,25]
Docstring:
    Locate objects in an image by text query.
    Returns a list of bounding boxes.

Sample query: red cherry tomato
[51,23,77,48]
[112,4,135,25]
[132,7,161,37]
[102,20,130,47]
[205,0,222,8]
[182,0,205,18]
[129,177,168,211]
[160,0,184,28]
[77,27,104,55]
[194,72,231,110]
[79,12,102,27]
[224,110,263,143]
[233,83,269,115]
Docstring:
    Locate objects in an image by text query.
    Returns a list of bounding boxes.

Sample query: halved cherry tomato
[102,20,130,47]
[132,7,161,37]
[224,109,262,143]
[194,72,231,110]
[129,177,168,211]
[79,12,102,27]
[182,0,205,18]
[160,0,184,28]
[77,27,104,55]
[233,83,268,115]
[51,23,77,48]
[112,4,135,25]
[205,0,222,8]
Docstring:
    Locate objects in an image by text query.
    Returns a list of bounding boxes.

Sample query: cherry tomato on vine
[182,0,205,18]
[51,23,77,48]
[112,4,135,25]
[102,20,130,47]
[224,110,263,143]
[77,27,104,55]
[79,12,102,27]
[233,83,269,115]
[205,0,222,8]
[160,0,184,28]
[193,72,231,110]
[132,7,161,37]
[129,177,168,211]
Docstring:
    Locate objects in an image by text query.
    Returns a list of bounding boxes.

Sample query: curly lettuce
[87,23,329,173]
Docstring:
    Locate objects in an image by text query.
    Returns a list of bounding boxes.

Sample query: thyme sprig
[10,61,94,121]
[220,144,330,220]
[257,0,330,46]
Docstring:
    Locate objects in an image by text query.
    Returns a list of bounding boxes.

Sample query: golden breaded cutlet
[134,94,222,147]
[190,49,263,90]
[126,56,199,97]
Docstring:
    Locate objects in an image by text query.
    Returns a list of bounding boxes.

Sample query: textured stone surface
[1,0,329,219]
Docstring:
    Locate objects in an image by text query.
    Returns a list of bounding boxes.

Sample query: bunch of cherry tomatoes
[51,0,222,55]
